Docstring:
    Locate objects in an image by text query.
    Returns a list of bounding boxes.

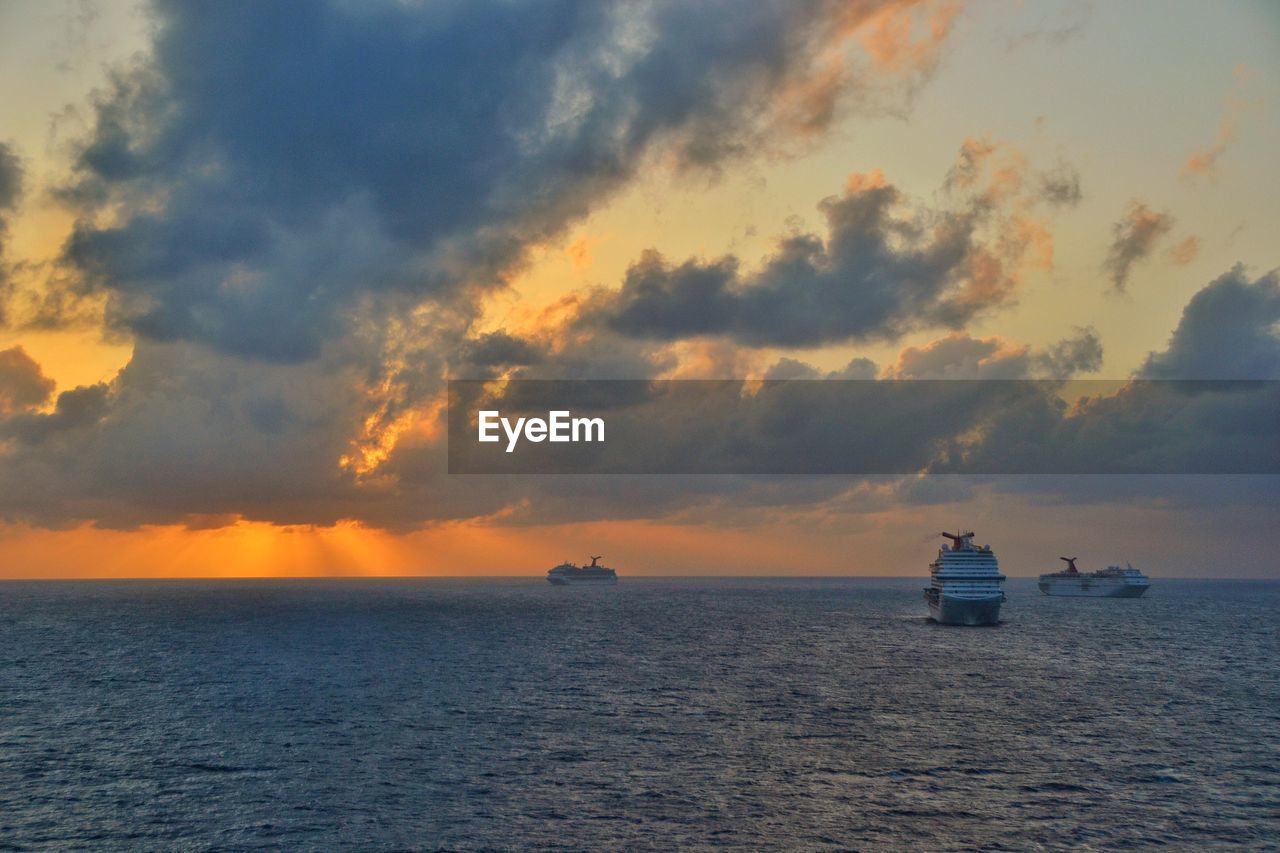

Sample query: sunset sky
[0,0,1277,578]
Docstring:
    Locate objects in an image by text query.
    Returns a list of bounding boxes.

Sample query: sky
[0,0,1276,578]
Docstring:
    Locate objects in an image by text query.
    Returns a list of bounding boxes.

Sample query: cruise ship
[547,555,618,585]
[924,531,1006,625]
[1039,558,1150,597]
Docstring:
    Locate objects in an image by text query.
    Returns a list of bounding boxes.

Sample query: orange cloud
[1104,202,1175,292]
[1009,215,1054,272]
[886,332,1027,379]
[1167,235,1200,266]
[940,137,1060,297]
[660,339,762,380]
[855,0,963,74]
[845,168,888,193]
[775,55,848,136]
[765,1,964,141]
[1181,64,1255,179]
[946,136,1028,206]
[565,233,604,272]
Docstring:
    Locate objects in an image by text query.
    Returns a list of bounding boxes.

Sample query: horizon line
[0,574,1274,582]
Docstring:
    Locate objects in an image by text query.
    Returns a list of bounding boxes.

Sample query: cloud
[762,357,823,380]
[0,143,20,211]
[0,340,368,527]
[1036,328,1105,376]
[564,235,600,272]
[760,354,879,381]
[2,382,111,444]
[1140,265,1280,379]
[0,142,23,325]
[929,380,1278,479]
[458,332,545,371]
[585,143,1065,348]
[943,137,1020,204]
[1103,202,1173,292]
[854,1,962,76]
[423,266,1279,520]
[1181,64,1254,180]
[448,376,1276,484]
[0,4,1275,541]
[1003,0,1091,52]
[1167,235,1200,266]
[829,356,879,380]
[44,0,945,363]
[0,346,55,414]
[1,267,1275,532]
[1038,162,1082,208]
[884,328,1101,379]
[0,0,976,530]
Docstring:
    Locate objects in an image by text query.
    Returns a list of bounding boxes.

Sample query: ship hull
[1038,580,1148,598]
[547,576,617,586]
[927,593,1003,626]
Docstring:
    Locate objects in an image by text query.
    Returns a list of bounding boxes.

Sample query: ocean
[1,578,1276,849]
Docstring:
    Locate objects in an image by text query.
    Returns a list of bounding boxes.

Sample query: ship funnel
[940,531,976,548]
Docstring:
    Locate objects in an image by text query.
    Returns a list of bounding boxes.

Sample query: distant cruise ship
[547,555,618,586]
[1039,558,1150,597]
[924,531,1006,625]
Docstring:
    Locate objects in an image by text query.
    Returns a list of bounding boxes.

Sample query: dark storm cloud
[2,383,111,443]
[49,0,903,362]
[585,171,1030,347]
[1104,201,1174,292]
[0,341,368,527]
[1140,265,1280,379]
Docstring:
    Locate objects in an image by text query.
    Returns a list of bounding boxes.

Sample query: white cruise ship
[1039,558,1150,597]
[923,531,1006,625]
[547,555,618,585]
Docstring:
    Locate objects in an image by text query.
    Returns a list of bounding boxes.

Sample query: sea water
[1,578,1276,848]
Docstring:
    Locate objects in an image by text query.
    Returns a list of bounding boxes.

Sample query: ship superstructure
[547,555,618,586]
[923,531,1006,625]
[1038,558,1150,597]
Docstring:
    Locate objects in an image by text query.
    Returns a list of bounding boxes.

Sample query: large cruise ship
[1039,558,1150,597]
[547,555,618,586]
[924,531,1006,625]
